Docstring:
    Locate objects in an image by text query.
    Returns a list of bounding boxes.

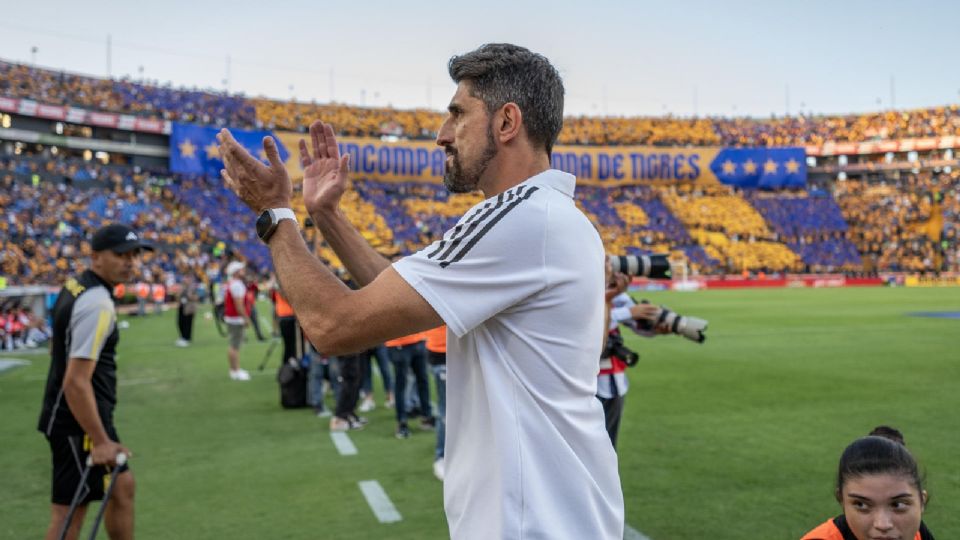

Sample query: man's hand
[629,303,660,322]
[299,121,350,216]
[629,303,672,334]
[90,440,131,467]
[218,129,292,213]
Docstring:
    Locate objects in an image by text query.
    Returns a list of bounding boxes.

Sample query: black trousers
[177,305,194,341]
[278,316,302,363]
[598,387,625,450]
[334,352,365,420]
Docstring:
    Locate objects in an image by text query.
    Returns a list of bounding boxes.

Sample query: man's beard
[443,126,497,194]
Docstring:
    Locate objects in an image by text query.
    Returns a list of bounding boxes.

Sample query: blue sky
[2,0,958,118]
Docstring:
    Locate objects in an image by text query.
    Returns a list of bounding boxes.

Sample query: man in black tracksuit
[38,223,151,540]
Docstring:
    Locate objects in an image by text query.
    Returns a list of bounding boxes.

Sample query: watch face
[256,210,273,240]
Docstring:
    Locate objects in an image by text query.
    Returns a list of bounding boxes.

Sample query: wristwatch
[256,208,297,243]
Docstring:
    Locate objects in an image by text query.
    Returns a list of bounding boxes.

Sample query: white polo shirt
[394,169,624,540]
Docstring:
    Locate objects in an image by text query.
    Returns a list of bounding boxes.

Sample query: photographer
[599,269,669,449]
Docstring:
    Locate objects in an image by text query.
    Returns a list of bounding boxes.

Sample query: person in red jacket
[801,426,934,540]
[223,261,253,381]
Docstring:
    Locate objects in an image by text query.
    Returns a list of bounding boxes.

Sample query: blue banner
[709,147,806,189]
[170,123,289,175]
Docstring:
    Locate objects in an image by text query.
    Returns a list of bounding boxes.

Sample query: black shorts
[46,427,129,506]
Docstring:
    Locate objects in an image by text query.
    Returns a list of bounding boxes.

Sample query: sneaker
[330,417,352,432]
[315,408,332,418]
[384,393,395,409]
[419,416,437,430]
[230,369,251,381]
[174,338,190,347]
[433,458,445,481]
[395,423,411,439]
[358,396,376,413]
[348,414,369,427]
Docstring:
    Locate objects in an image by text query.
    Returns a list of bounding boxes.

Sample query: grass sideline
[0,287,957,539]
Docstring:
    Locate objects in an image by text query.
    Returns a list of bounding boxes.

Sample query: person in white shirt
[218,43,623,539]
[599,270,670,448]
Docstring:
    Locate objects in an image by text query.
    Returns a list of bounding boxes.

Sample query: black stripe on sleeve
[427,199,498,260]
[433,189,517,262]
[439,186,539,268]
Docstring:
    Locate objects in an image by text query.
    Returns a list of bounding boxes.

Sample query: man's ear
[494,102,523,145]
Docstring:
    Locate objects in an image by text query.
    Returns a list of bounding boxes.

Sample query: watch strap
[270,208,297,223]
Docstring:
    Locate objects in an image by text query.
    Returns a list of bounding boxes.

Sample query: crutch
[57,456,93,540]
[57,453,127,540]
[86,453,127,539]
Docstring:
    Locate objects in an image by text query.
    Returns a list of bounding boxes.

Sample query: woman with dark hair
[801,426,934,540]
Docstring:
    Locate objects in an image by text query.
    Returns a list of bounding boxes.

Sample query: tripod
[258,337,281,371]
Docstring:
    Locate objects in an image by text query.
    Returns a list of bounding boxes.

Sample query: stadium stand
[745,190,862,271]
[5,59,960,145]
[1,154,222,287]
[2,57,959,286]
[0,60,255,126]
[713,106,960,147]
[834,171,958,273]
[254,99,443,138]
[576,185,717,273]
[658,185,802,272]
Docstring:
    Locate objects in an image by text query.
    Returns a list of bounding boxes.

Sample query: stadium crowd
[2,152,957,293]
[713,105,960,147]
[1,58,958,289]
[0,60,255,126]
[4,59,960,146]
[0,152,225,288]
[834,170,960,273]
[745,191,862,271]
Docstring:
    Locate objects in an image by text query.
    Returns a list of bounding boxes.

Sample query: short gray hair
[448,43,564,155]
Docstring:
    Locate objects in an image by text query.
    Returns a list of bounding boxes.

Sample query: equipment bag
[277,359,308,409]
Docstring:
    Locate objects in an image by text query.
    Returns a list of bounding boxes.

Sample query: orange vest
[385,332,425,348]
[801,518,924,540]
[113,283,126,299]
[275,292,294,317]
[136,282,150,299]
[424,325,446,353]
[800,519,844,540]
[151,283,166,302]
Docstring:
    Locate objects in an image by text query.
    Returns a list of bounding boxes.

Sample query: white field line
[0,359,30,373]
[358,480,402,523]
[625,524,652,540]
[330,432,358,456]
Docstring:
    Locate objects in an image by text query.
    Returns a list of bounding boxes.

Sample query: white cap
[225,261,246,278]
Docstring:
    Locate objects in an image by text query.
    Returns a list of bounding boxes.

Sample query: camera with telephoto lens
[602,331,639,366]
[637,300,708,344]
[609,254,672,280]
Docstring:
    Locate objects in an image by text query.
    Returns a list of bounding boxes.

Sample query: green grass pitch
[1,286,957,539]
